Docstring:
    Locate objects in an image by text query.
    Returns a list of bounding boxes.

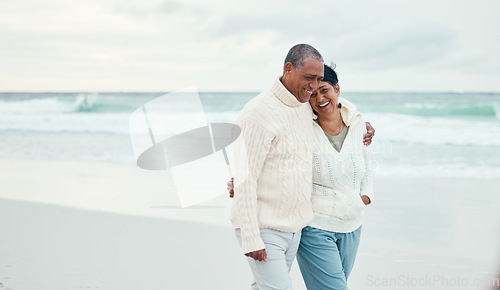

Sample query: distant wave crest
[0,94,133,114]
[72,94,101,112]
[402,103,498,118]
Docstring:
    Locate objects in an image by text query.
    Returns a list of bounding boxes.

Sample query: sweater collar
[339,97,361,127]
[271,77,303,108]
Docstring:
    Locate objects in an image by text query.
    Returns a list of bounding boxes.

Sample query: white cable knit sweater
[230,78,315,254]
[309,97,374,233]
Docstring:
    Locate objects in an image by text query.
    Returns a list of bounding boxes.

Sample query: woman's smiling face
[309,81,340,117]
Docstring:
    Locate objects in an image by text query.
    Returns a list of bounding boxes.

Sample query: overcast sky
[0,0,499,92]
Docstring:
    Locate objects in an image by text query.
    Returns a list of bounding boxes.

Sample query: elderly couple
[228,44,375,290]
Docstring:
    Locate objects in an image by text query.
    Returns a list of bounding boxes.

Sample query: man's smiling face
[283,58,324,103]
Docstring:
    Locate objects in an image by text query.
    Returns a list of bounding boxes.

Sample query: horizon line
[1,90,500,94]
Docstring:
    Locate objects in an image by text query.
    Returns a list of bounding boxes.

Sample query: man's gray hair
[284,44,323,69]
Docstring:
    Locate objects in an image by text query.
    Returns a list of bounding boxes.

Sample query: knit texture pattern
[309,97,374,233]
[230,78,314,254]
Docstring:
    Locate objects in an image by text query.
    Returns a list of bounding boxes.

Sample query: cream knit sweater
[310,97,374,233]
[230,78,315,254]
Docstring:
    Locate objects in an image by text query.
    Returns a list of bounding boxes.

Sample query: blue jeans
[235,228,301,290]
[296,226,362,290]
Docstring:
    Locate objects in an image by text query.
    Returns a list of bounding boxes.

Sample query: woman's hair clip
[330,61,337,70]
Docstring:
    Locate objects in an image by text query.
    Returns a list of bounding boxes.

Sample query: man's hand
[361,195,371,205]
[227,177,234,198]
[363,122,375,146]
[245,249,267,262]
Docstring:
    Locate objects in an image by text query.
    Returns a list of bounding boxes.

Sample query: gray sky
[0,0,499,92]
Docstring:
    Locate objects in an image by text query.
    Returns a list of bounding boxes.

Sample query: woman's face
[309,81,340,117]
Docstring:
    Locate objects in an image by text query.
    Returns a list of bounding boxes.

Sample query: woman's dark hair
[323,64,338,86]
[311,64,339,119]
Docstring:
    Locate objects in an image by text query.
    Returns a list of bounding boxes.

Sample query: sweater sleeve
[233,119,274,254]
[360,140,374,202]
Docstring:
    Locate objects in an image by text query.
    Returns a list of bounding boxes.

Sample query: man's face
[283,59,324,103]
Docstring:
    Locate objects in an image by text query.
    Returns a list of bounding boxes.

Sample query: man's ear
[284,62,294,74]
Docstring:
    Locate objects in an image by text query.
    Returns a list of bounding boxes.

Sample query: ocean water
[1,91,499,179]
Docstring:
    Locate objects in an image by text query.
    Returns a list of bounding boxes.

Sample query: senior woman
[228,64,374,289]
[295,64,373,290]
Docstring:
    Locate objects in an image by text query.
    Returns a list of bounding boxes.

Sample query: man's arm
[228,181,266,261]
[363,122,375,146]
[232,119,274,258]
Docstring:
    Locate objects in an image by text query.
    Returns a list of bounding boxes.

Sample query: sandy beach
[1,157,499,289]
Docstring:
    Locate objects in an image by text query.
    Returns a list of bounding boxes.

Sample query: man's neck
[279,75,300,101]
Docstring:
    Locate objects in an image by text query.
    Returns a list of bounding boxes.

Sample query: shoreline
[1,157,499,289]
[0,198,251,290]
[0,157,233,227]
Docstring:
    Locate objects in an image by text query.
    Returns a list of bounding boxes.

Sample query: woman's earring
[337,103,342,109]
